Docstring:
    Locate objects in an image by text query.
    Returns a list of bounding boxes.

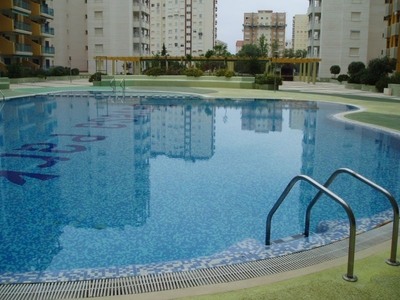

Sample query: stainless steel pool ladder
[0,90,5,112]
[265,168,399,282]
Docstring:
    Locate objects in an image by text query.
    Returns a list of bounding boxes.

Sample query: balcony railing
[14,0,31,11]
[42,46,55,55]
[16,43,32,53]
[41,25,54,35]
[41,6,54,17]
[14,20,31,32]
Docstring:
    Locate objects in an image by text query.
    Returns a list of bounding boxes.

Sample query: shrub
[225,70,236,78]
[389,72,400,84]
[6,63,23,78]
[255,74,282,85]
[71,68,80,75]
[337,74,349,83]
[48,66,68,76]
[330,65,341,77]
[35,68,47,78]
[144,66,165,76]
[184,67,204,77]
[375,76,390,93]
[215,69,227,77]
[88,72,106,82]
[347,61,366,84]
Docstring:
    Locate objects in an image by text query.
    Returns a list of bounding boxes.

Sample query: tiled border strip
[0,224,395,300]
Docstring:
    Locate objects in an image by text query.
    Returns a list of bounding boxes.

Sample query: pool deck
[2,79,400,299]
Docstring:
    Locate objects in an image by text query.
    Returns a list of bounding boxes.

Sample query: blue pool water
[0,92,399,282]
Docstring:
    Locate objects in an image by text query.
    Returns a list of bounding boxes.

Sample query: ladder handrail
[304,168,399,266]
[110,78,116,92]
[265,174,358,281]
[119,79,125,91]
[0,90,5,112]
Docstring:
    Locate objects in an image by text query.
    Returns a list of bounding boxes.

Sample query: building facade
[292,14,308,51]
[242,10,286,55]
[149,0,217,56]
[307,0,385,78]
[384,0,400,72]
[0,0,55,75]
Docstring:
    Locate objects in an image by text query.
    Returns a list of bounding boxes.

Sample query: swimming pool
[0,92,399,284]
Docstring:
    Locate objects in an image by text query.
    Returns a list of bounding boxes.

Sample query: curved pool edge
[0,223,396,299]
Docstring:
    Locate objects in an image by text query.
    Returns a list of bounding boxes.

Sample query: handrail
[120,79,125,91]
[305,168,400,266]
[0,90,5,112]
[265,175,358,282]
[110,78,116,92]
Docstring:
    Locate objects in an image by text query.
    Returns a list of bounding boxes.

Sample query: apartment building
[0,0,55,74]
[242,10,286,54]
[149,0,217,56]
[384,0,400,72]
[53,0,150,73]
[307,0,385,78]
[292,14,308,51]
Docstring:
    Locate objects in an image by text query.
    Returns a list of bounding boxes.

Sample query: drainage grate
[0,225,394,300]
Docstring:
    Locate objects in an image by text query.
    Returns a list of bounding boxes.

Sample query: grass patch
[345,112,400,131]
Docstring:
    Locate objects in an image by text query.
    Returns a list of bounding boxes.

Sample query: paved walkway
[6,79,399,100]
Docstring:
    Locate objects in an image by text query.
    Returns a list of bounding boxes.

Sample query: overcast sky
[217,0,309,53]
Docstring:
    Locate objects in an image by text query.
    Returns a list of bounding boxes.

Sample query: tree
[347,61,365,84]
[161,43,168,56]
[330,65,341,78]
[213,44,230,57]
[283,48,295,58]
[236,44,263,75]
[258,34,269,57]
[295,49,307,58]
[270,40,279,57]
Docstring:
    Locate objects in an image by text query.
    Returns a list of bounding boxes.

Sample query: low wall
[345,83,362,90]
[9,75,89,84]
[98,75,255,89]
[0,77,10,89]
[388,84,400,97]
[361,85,378,93]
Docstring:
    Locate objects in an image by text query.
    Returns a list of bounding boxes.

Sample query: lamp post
[273,51,279,93]
[69,56,72,83]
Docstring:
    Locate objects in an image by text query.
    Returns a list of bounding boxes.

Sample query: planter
[345,83,362,90]
[388,84,400,97]
[361,85,379,93]
[257,84,279,90]
[0,77,10,89]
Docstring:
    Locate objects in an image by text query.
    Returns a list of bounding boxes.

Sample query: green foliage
[255,74,282,86]
[88,72,106,82]
[237,44,262,58]
[184,67,204,77]
[205,50,214,59]
[347,61,366,84]
[215,69,226,77]
[295,49,307,58]
[215,69,236,78]
[224,70,236,78]
[389,71,400,84]
[48,66,68,76]
[375,76,390,92]
[258,34,269,57]
[144,66,165,76]
[330,65,341,77]
[71,68,80,75]
[6,63,23,78]
[337,74,350,82]
[161,43,167,56]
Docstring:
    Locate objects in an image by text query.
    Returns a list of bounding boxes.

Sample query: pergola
[94,56,322,84]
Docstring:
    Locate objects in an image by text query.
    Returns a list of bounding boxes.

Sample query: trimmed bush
[71,68,80,76]
[224,70,236,78]
[144,67,166,76]
[215,69,227,77]
[375,76,390,93]
[255,74,282,85]
[88,72,106,82]
[6,63,23,78]
[184,67,204,77]
[330,65,341,77]
[337,74,350,83]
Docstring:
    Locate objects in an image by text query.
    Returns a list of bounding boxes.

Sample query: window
[349,47,359,56]
[95,28,103,36]
[94,11,103,19]
[351,12,361,21]
[350,30,360,39]
[95,44,103,53]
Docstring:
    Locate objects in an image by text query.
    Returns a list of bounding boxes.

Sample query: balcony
[385,4,393,18]
[384,26,391,39]
[390,47,398,58]
[26,37,41,56]
[307,21,321,32]
[41,6,54,18]
[42,46,55,56]
[0,15,32,35]
[0,0,31,16]
[41,25,54,36]
[307,5,321,15]
[16,43,32,55]
[391,23,400,36]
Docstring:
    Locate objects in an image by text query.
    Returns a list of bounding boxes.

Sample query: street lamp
[273,51,279,93]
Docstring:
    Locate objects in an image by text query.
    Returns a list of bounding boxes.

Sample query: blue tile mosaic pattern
[0,94,399,284]
[0,209,393,284]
